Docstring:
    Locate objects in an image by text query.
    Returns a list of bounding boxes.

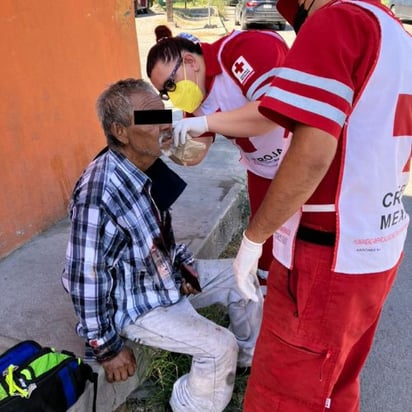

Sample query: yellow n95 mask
[168,64,204,113]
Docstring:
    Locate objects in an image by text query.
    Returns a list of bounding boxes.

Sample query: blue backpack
[0,340,97,412]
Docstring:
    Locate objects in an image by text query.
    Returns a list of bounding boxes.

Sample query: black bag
[0,340,97,412]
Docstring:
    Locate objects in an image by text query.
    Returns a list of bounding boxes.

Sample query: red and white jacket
[271,1,412,273]
[195,30,290,179]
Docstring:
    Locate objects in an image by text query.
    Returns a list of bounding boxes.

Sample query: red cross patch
[232,56,254,84]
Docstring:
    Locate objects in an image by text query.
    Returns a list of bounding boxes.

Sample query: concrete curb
[194,183,247,259]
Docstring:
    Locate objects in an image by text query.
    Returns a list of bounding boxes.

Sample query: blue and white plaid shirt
[63,149,193,360]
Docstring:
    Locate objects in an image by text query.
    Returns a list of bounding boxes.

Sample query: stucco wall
[0,0,141,258]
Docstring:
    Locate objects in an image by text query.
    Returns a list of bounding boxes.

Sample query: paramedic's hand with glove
[173,116,209,146]
[233,232,263,302]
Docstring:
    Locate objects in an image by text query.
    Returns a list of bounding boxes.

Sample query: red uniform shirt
[201,29,289,99]
[259,0,382,231]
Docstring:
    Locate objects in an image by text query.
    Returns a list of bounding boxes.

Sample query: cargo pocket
[270,332,334,407]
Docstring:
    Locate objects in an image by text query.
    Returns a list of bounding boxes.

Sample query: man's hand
[173,116,209,146]
[100,346,136,383]
[181,279,200,295]
[233,232,263,302]
[180,263,202,294]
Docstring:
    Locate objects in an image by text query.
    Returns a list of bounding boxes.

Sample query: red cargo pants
[244,238,401,412]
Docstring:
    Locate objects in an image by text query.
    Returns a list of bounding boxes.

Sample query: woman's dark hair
[154,25,172,40]
[146,25,203,78]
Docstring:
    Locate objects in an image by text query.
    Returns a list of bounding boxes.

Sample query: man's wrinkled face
[125,93,172,161]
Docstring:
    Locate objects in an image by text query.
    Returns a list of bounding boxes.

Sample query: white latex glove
[233,232,263,302]
[172,116,209,147]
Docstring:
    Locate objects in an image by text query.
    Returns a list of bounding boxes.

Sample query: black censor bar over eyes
[134,109,173,125]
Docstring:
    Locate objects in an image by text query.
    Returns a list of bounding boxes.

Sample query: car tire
[277,22,286,30]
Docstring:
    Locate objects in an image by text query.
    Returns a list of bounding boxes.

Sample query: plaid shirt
[63,149,193,361]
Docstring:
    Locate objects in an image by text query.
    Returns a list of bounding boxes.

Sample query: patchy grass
[219,230,243,259]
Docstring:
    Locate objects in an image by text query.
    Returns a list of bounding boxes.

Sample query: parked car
[234,0,286,30]
[390,0,412,22]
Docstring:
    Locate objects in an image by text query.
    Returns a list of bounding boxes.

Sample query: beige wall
[0,0,141,258]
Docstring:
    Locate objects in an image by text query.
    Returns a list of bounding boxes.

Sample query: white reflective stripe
[274,67,354,104]
[249,83,271,101]
[266,86,347,127]
[247,68,279,101]
[302,204,336,212]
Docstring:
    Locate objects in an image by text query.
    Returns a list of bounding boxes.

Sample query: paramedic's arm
[173,102,278,144]
[246,124,337,243]
[206,101,278,137]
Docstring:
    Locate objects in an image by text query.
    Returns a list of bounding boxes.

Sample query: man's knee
[215,327,238,361]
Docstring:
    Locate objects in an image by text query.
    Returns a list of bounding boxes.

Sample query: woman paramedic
[146,25,290,295]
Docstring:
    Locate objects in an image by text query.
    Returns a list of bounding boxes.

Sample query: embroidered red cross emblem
[234,61,245,74]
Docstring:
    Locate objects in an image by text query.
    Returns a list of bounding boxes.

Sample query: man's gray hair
[96,78,157,147]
